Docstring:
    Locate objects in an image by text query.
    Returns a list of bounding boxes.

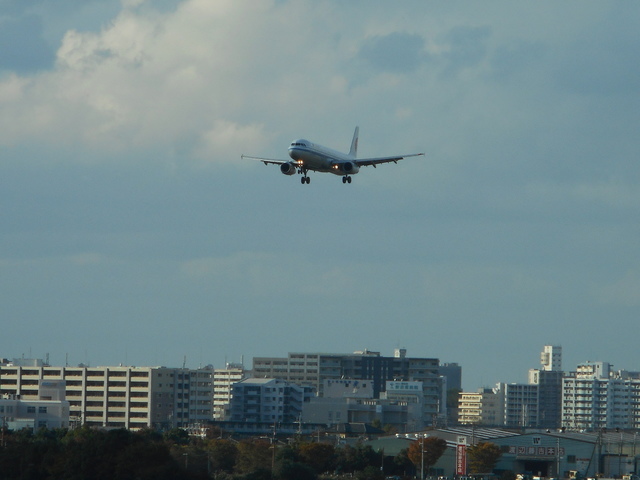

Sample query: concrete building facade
[229,378,313,424]
[561,361,640,430]
[0,361,212,430]
[213,363,247,420]
[458,388,503,425]
[0,379,69,431]
[253,349,444,425]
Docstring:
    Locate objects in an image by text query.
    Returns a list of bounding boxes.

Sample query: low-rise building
[0,379,69,431]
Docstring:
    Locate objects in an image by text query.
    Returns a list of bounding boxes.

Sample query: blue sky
[1,0,639,390]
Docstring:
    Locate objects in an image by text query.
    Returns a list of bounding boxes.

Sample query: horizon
[2,1,638,393]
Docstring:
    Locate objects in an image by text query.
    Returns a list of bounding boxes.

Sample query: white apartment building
[213,363,247,420]
[457,383,538,427]
[0,361,212,430]
[541,345,562,371]
[561,361,640,430]
[458,388,503,425]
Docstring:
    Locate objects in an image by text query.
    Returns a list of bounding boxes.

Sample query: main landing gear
[342,176,352,184]
[299,168,311,184]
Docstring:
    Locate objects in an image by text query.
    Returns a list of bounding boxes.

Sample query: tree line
[0,426,502,480]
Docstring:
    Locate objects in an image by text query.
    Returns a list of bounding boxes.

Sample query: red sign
[456,444,467,476]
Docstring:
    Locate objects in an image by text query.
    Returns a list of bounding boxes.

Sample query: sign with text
[456,437,467,476]
[509,446,565,457]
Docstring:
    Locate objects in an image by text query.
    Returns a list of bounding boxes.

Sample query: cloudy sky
[1,0,638,390]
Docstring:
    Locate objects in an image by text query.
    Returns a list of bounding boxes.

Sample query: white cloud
[2,0,640,388]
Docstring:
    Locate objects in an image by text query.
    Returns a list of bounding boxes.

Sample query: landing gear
[342,176,352,184]
[300,168,310,184]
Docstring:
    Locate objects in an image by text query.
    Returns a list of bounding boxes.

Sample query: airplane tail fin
[348,126,359,158]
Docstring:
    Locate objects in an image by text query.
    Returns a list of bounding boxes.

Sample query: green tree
[447,388,462,410]
[467,441,502,474]
[335,444,380,474]
[297,442,336,473]
[356,465,384,480]
[406,436,447,478]
[163,427,190,445]
[393,448,415,477]
[236,439,273,474]
[274,460,317,480]
[207,438,239,473]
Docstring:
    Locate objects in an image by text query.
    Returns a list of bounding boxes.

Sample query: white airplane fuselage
[288,139,360,176]
[241,126,423,185]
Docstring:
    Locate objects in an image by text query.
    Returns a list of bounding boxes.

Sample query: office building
[253,348,444,425]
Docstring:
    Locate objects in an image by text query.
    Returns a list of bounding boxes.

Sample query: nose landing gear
[342,176,352,184]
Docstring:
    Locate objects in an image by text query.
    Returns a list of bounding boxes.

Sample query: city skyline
[5,343,638,394]
[2,1,639,392]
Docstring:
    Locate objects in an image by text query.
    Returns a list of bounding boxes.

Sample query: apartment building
[525,345,563,428]
[213,363,247,420]
[229,378,314,424]
[458,388,503,425]
[500,382,539,427]
[528,368,563,428]
[0,361,212,430]
[561,361,640,430]
[253,348,445,425]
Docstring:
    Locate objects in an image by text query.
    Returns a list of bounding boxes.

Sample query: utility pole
[416,433,428,480]
[557,437,561,478]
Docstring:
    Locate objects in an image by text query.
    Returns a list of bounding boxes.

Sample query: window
[27,406,36,413]
[39,406,47,413]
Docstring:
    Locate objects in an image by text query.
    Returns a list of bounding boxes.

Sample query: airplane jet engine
[341,161,360,174]
[280,162,297,175]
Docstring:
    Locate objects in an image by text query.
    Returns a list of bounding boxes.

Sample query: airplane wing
[355,152,425,167]
[241,154,289,166]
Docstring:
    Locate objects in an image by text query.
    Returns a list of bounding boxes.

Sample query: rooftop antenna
[183,355,187,369]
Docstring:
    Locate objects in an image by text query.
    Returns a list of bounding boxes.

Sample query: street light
[415,433,429,480]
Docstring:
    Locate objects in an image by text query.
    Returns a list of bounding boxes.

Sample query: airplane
[241,126,424,184]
